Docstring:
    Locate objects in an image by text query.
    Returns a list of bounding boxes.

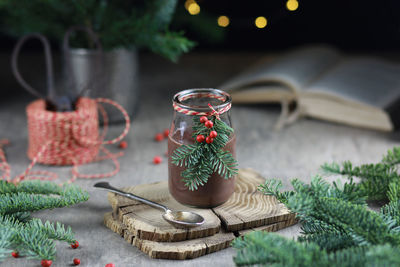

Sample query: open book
[220,46,400,131]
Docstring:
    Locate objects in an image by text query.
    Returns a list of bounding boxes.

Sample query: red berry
[196,135,205,143]
[155,133,164,142]
[41,259,52,267]
[200,116,208,123]
[105,264,115,267]
[206,136,214,144]
[209,131,218,138]
[11,252,18,258]
[205,120,213,128]
[71,241,79,249]
[73,258,81,265]
[119,141,128,149]
[163,129,170,137]
[153,156,162,164]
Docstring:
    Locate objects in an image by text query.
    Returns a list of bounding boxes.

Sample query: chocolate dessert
[168,133,236,208]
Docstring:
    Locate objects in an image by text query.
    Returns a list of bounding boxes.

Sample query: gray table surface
[1,52,399,267]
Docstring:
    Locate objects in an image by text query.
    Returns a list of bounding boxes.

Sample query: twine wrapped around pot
[0,97,130,184]
[3,30,131,184]
[27,97,100,165]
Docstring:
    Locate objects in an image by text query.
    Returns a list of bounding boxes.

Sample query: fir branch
[0,181,89,263]
[233,231,328,267]
[172,115,238,190]
[181,154,213,191]
[0,229,14,261]
[0,186,89,214]
[211,150,238,179]
[233,232,400,267]
[321,161,399,201]
[382,147,400,166]
[258,179,293,204]
[27,219,75,243]
[234,147,400,266]
[171,144,202,167]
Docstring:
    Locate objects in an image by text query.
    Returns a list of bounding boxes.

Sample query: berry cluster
[196,116,218,144]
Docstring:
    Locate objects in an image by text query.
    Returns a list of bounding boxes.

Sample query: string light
[188,2,200,15]
[286,0,299,11]
[255,16,267,28]
[184,0,195,11]
[217,16,230,27]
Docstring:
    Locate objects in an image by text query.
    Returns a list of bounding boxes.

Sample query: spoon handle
[94,182,169,212]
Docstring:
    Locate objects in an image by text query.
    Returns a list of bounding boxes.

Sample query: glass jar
[168,88,236,208]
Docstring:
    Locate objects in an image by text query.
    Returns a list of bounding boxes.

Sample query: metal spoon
[94,182,205,228]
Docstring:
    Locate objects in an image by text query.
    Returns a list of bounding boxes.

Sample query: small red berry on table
[41,259,52,267]
[11,251,18,258]
[209,131,218,138]
[153,155,162,164]
[205,120,213,128]
[119,141,128,149]
[71,240,79,249]
[199,116,208,123]
[196,135,205,143]
[73,258,81,265]
[206,136,214,144]
[155,133,164,142]
[105,264,115,267]
[163,129,170,137]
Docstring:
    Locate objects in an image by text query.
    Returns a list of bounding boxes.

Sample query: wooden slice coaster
[106,168,296,243]
[104,212,235,260]
[108,181,221,242]
[212,168,296,231]
[104,212,298,260]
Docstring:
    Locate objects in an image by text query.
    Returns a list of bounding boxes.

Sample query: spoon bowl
[94,182,205,228]
[163,210,205,228]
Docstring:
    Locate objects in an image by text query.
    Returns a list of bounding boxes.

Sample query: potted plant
[0,0,195,121]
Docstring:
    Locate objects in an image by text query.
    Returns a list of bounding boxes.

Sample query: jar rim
[173,88,232,113]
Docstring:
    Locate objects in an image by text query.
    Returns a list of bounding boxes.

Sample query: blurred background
[1,0,400,52]
[0,0,399,126]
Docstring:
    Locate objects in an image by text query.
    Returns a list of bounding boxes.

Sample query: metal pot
[63,48,139,123]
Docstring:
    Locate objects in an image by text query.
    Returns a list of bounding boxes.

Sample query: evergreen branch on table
[0,186,89,214]
[258,179,293,204]
[233,146,400,266]
[233,232,400,267]
[321,161,399,201]
[27,219,75,243]
[0,229,14,261]
[171,116,238,191]
[382,147,400,166]
[0,180,89,263]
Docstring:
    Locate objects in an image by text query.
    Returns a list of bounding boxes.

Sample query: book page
[303,58,400,108]
[220,45,341,92]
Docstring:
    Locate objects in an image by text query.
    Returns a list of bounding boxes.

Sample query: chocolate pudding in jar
[168,88,236,208]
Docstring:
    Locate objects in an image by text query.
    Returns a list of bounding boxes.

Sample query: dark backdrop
[1,0,400,52]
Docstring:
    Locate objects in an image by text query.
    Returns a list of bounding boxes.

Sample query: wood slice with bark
[212,168,296,231]
[104,212,235,260]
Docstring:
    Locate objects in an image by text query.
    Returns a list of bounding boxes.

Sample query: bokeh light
[188,2,200,15]
[217,16,230,27]
[286,0,299,11]
[255,16,267,28]
[184,0,194,10]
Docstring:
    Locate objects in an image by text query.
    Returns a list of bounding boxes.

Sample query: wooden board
[106,168,296,243]
[104,211,298,260]
[104,212,235,260]
[213,168,296,231]
[108,181,221,242]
